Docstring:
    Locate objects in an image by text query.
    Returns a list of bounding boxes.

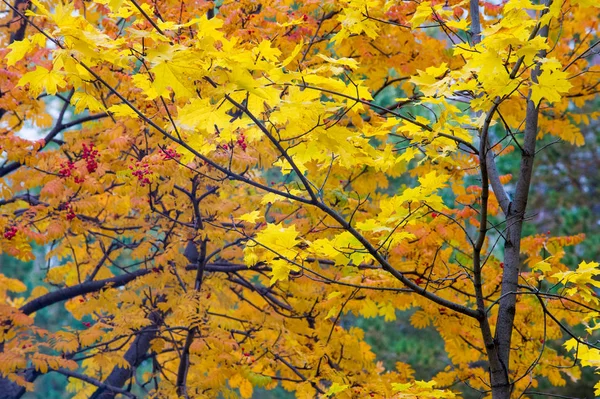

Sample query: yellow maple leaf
[254,40,282,62]
[151,60,195,99]
[446,19,469,31]
[504,0,546,12]
[71,92,106,114]
[411,2,432,28]
[379,302,397,322]
[6,39,35,66]
[238,211,262,223]
[531,258,552,273]
[360,299,379,318]
[326,382,349,396]
[270,258,299,285]
[530,60,573,106]
[18,66,67,96]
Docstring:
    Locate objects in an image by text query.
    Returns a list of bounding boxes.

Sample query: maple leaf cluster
[0,0,599,398]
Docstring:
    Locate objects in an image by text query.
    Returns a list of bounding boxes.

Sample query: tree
[0,0,599,398]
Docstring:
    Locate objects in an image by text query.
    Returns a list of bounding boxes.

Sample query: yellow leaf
[327,291,342,300]
[392,382,412,392]
[29,286,49,300]
[360,299,379,318]
[270,258,299,285]
[445,19,469,30]
[415,380,437,389]
[0,274,27,293]
[108,104,139,118]
[238,211,262,223]
[325,305,339,320]
[505,0,546,12]
[531,259,552,273]
[6,39,34,66]
[255,40,281,62]
[277,17,305,27]
[31,358,48,374]
[18,66,67,96]
[410,310,430,329]
[411,2,432,28]
[317,54,359,69]
[239,379,253,399]
[281,40,304,68]
[151,60,195,99]
[326,382,349,396]
[530,60,573,106]
[71,92,106,114]
[379,302,397,322]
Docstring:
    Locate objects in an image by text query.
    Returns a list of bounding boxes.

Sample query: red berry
[4,226,18,240]
[58,161,75,178]
[500,262,504,269]
[431,212,438,218]
[65,203,76,221]
[83,322,91,328]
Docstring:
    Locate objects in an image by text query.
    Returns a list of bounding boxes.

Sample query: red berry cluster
[4,226,18,240]
[220,133,248,152]
[65,203,76,221]
[129,162,151,187]
[58,161,84,183]
[82,143,98,173]
[58,161,75,178]
[236,132,247,151]
[82,321,92,328]
[161,147,181,160]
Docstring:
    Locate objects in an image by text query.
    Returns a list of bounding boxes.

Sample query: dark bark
[0,369,37,399]
[492,22,549,399]
[19,270,151,315]
[469,0,550,396]
[89,311,162,399]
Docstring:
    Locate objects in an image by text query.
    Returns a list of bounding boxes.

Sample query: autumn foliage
[0,0,599,398]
